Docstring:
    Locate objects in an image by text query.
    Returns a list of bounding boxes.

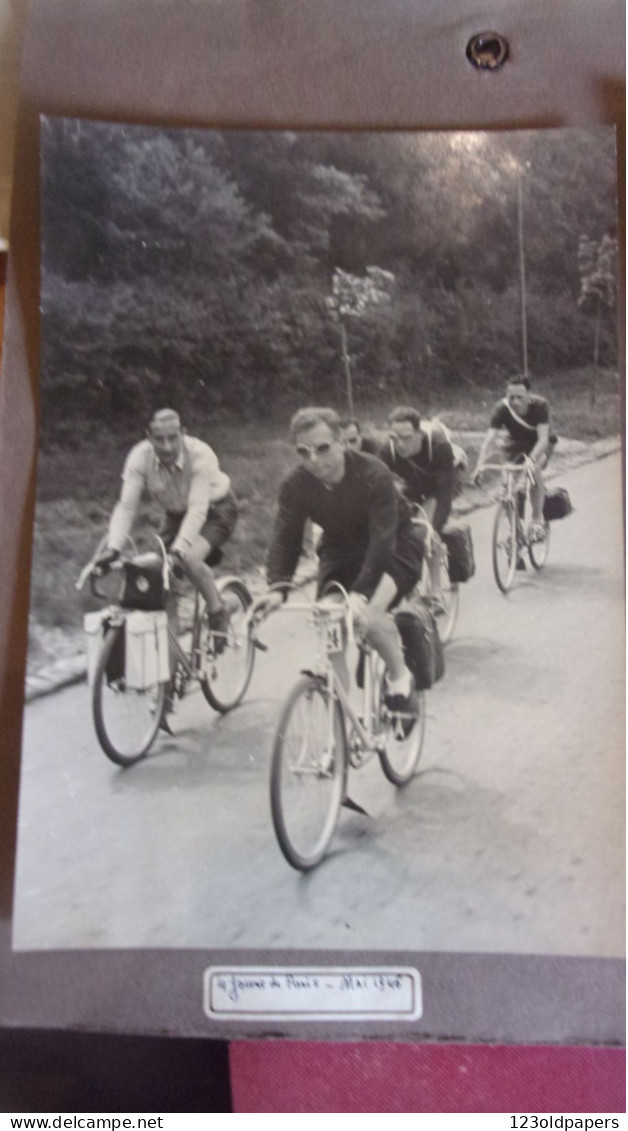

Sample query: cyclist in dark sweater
[379,405,456,532]
[472,376,557,538]
[264,407,424,730]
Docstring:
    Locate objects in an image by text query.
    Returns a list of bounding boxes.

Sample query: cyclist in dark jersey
[473,376,557,539]
[339,417,383,456]
[263,406,424,733]
[379,406,456,533]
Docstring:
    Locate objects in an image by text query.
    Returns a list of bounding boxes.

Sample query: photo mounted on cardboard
[11,117,623,1038]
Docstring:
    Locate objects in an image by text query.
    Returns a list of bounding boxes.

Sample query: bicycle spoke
[270,677,346,870]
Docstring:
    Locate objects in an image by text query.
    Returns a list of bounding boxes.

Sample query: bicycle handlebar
[76,539,170,600]
[248,579,356,651]
[477,457,536,476]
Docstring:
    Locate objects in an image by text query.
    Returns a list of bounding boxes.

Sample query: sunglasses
[295,441,333,459]
[390,432,415,445]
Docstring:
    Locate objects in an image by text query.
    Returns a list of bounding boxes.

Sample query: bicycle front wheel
[92,625,165,766]
[270,675,347,871]
[198,578,255,713]
[492,502,518,593]
[529,521,551,570]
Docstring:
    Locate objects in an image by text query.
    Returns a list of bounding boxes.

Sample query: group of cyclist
[94,376,554,733]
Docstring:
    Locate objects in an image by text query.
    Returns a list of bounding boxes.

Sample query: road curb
[24,437,621,704]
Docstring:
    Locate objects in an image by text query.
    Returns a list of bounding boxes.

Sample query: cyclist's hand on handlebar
[256,590,285,618]
[167,551,187,580]
[93,548,120,573]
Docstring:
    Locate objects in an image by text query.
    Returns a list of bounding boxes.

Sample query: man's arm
[266,476,308,589]
[472,427,499,478]
[352,468,399,600]
[530,422,550,464]
[173,446,230,553]
[107,456,145,552]
[423,436,455,530]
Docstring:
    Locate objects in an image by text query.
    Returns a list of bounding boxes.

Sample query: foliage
[39,119,619,437]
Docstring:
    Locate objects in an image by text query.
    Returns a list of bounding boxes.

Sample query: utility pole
[338,318,354,416]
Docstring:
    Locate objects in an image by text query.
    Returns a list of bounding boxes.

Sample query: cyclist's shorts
[317,524,423,606]
[162,490,239,561]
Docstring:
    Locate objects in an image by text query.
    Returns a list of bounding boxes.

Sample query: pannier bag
[395,604,445,691]
[124,610,170,690]
[84,609,114,686]
[120,559,167,611]
[441,523,475,584]
[543,488,573,522]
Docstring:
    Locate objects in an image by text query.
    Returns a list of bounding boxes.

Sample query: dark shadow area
[0,1028,232,1113]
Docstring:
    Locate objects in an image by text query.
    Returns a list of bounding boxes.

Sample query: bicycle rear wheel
[492,501,518,593]
[529,521,551,570]
[374,655,426,785]
[270,674,347,871]
[92,624,165,766]
[198,578,255,713]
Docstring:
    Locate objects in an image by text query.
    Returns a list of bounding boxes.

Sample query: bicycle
[411,505,459,645]
[479,458,550,593]
[76,537,256,766]
[254,581,427,871]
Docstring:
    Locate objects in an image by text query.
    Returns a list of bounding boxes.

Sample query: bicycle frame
[481,459,535,510]
[254,583,383,767]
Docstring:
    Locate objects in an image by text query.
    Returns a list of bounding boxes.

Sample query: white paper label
[204,966,422,1021]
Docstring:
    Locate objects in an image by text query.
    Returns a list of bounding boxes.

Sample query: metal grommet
[466,31,510,71]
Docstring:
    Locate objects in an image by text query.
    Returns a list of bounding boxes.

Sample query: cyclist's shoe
[529,521,546,543]
[516,556,527,571]
[208,603,230,655]
[423,594,446,618]
[385,681,420,741]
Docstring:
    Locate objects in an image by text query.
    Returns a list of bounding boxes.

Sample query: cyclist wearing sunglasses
[264,406,424,731]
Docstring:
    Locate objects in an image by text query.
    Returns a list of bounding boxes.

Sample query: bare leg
[363,573,408,682]
[178,535,222,613]
[530,448,550,523]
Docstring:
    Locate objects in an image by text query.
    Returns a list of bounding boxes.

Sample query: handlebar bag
[120,560,167,611]
[441,522,475,583]
[543,487,573,521]
[395,604,444,690]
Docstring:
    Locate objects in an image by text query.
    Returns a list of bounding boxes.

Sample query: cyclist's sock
[387,669,412,698]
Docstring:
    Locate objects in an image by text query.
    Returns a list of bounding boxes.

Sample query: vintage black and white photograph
[12,119,623,966]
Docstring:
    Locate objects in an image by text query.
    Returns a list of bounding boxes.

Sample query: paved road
[12,455,624,956]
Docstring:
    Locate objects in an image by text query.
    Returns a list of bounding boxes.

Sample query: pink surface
[230,1042,626,1113]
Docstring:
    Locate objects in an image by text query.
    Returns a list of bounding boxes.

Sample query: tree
[578,233,617,401]
[326,267,395,412]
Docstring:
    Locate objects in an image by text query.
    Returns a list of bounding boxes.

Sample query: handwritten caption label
[204,966,422,1021]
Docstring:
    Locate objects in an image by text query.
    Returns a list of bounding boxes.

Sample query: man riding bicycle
[263,407,424,735]
[97,407,238,641]
[472,376,557,543]
[379,405,457,531]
